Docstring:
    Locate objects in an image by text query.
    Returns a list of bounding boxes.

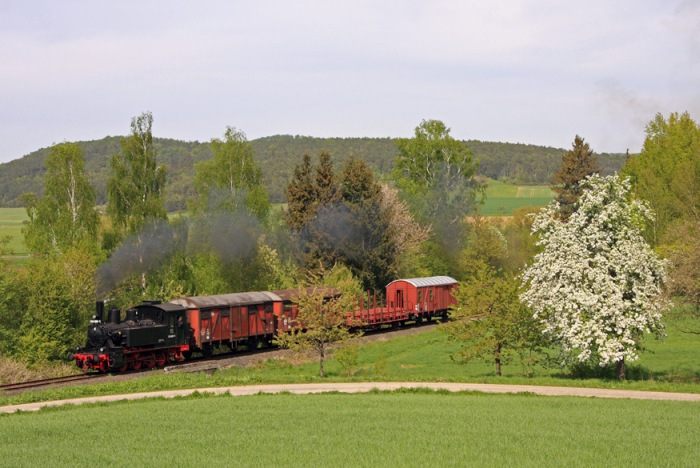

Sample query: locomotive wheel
[131,359,142,371]
[156,354,167,367]
[145,358,156,369]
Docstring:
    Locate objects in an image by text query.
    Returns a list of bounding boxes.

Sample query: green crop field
[481,180,553,216]
[1,391,698,466]
[0,208,28,255]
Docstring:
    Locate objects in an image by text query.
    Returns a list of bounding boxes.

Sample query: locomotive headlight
[100,347,105,352]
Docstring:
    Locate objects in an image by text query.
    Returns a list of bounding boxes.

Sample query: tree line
[0,135,626,209]
[0,111,697,381]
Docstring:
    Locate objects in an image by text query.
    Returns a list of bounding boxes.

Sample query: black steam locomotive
[71,301,192,372]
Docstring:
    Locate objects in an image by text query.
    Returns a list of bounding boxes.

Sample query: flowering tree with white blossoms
[521,174,668,380]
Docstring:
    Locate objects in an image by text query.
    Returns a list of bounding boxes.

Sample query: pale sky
[1,1,698,163]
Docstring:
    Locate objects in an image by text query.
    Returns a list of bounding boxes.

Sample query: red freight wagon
[385,276,458,321]
[348,276,458,327]
[170,292,283,356]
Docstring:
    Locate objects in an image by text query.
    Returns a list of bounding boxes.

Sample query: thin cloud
[0,0,697,161]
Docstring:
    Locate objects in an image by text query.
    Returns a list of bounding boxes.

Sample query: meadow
[481,180,553,216]
[0,208,27,255]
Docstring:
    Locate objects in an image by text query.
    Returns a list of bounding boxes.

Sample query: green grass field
[0,208,28,255]
[1,391,698,466]
[481,180,553,216]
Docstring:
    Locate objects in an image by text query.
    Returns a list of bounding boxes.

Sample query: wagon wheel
[247,337,259,350]
[201,345,214,358]
[182,350,193,360]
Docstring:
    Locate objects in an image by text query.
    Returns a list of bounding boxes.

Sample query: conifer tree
[285,153,315,229]
[314,150,340,206]
[338,156,396,290]
[551,135,600,220]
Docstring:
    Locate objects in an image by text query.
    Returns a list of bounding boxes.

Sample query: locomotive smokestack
[95,301,105,322]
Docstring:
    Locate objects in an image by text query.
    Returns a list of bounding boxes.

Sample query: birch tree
[107,111,167,236]
[521,174,669,380]
[393,119,479,224]
[193,126,270,219]
[23,142,99,254]
[106,111,167,293]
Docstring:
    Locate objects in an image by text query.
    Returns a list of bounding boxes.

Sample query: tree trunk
[319,346,325,378]
[495,343,502,376]
[616,358,626,381]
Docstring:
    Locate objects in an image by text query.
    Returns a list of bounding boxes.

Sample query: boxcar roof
[269,287,340,302]
[169,291,282,309]
[386,276,458,288]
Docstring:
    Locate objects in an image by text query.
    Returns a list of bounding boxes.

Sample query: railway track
[0,373,102,393]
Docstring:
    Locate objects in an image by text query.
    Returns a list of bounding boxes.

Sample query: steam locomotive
[71,276,458,372]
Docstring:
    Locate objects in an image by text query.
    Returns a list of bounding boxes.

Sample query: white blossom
[521,175,668,367]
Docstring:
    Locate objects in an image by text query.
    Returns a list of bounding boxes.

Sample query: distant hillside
[0,135,625,209]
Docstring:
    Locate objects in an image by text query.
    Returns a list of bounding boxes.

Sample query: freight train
[71,276,458,372]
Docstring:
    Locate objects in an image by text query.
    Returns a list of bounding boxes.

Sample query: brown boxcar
[170,292,283,355]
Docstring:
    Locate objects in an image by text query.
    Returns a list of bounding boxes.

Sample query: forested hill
[0,135,625,209]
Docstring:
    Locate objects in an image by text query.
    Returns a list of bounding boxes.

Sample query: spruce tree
[285,153,315,230]
[551,135,600,220]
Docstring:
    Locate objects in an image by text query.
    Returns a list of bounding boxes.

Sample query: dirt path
[2,382,699,414]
